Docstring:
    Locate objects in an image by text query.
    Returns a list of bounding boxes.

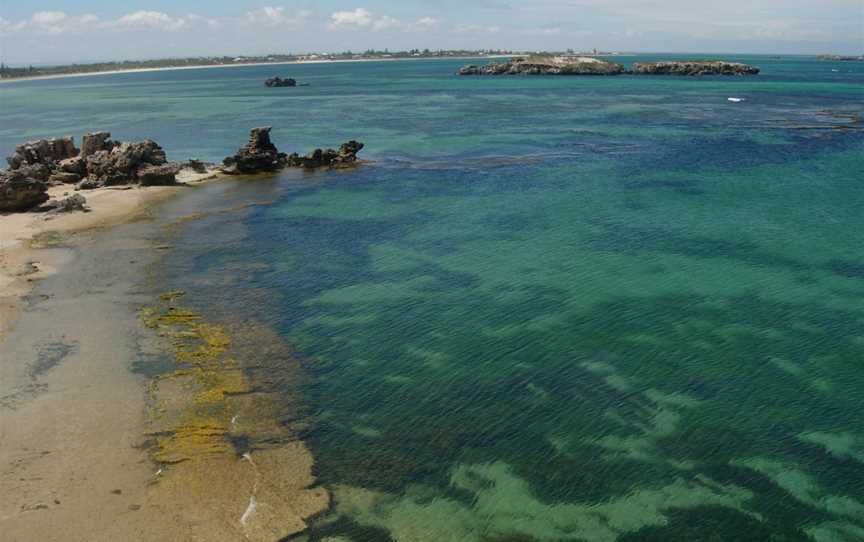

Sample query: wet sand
[0,175,327,540]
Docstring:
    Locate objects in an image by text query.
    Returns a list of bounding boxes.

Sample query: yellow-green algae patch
[137,292,328,541]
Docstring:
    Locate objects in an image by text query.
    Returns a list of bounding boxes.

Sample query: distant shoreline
[0,55,518,84]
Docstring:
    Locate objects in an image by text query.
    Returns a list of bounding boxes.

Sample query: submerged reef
[138,292,328,540]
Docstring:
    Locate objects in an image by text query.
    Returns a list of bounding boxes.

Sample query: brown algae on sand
[139,292,328,540]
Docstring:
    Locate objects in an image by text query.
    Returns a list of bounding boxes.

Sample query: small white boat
[727,97,744,103]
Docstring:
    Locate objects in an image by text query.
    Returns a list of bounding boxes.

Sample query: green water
[3,55,863,540]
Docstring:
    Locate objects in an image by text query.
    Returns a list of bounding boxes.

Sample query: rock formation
[221,127,287,174]
[0,170,49,212]
[6,137,78,170]
[458,56,626,76]
[38,193,89,213]
[265,77,297,87]
[84,139,174,186]
[2,132,180,199]
[80,131,115,156]
[222,128,365,174]
[816,55,864,61]
[459,58,760,77]
[630,61,760,76]
[286,141,365,169]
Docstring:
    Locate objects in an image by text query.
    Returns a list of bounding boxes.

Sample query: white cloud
[330,8,375,29]
[244,6,310,27]
[0,11,101,35]
[373,15,402,31]
[111,11,189,31]
[32,11,67,25]
[329,9,442,32]
[454,23,501,34]
[403,16,442,32]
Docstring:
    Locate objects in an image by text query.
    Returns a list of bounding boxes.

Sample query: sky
[0,1,862,64]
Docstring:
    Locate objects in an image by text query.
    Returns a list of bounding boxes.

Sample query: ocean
[2,55,863,541]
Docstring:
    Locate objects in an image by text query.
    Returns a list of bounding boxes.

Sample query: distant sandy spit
[0,55,514,84]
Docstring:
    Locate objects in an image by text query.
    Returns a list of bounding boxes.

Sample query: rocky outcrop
[2,132,180,195]
[83,139,175,187]
[6,137,78,170]
[38,193,89,213]
[265,77,297,87]
[0,170,49,212]
[459,56,626,76]
[286,141,365,169]
[80,131,115,156]
[221,127,287,174]
[630,61,760,76]
[221,128,366,173]
[138,163,182,186]
[817,55,864,61]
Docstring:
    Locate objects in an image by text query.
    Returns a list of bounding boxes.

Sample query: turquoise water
[3,56,864,540]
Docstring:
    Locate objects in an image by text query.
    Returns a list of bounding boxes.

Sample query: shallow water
[4,56,864,540]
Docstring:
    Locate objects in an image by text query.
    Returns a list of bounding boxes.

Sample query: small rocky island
[265,77,297,87]
[630,61,760,75]
[221,127,364,174]
[459,56,625,76]
[816,54,864,61]
[458,56,760,76]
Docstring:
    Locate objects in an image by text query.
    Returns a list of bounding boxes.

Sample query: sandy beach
[0,55,516,84]
[0,171,327,541]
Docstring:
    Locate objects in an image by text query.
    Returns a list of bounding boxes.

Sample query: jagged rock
[286,140,365,169]
[265,77,297,87]
[6,137,78,169]
[13,163,51,182]
[37,193,89,213]
[76,178,101,190]
[49,171,82,184]
[630,61,760,76]
[0,171,49,212]
[80,131,115,157]
[222,127,286,174]
[138,163,180,186]
[59,156,86,174]
[84,139,170,186]
[459,56,625,76]
[54,193,88,212]
[185,159,208,173]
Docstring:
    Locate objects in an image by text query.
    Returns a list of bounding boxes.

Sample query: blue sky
[1,1,862,63]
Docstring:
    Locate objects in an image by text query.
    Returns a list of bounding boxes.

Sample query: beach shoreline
[0,55,515,84]
[0,169,328,540]
[0,170,219,341]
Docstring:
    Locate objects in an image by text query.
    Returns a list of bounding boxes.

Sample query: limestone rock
[80,131,115,157]
[286,140,365,169]
[222,127,286,174]
[0,171,49,212]
[6,137,78,169]
[49,171,82,184]
[138,163,181,186]
[59,156,86,174]
[265,77,297,87]
[459,56,625,76]
[630,61,760,76]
